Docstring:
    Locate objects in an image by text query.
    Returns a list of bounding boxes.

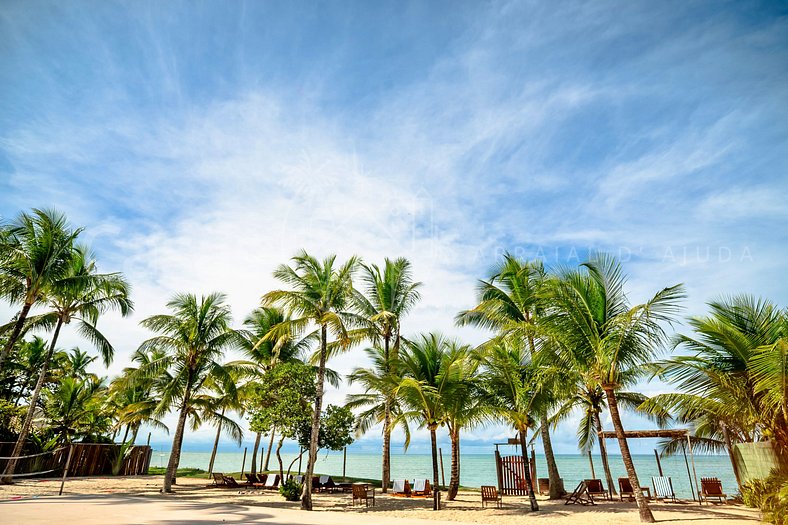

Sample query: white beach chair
[393,480,407,494]
[412,479,426,493]
[652,476,677,502]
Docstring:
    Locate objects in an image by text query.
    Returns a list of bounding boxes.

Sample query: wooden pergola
[597,428,701,503]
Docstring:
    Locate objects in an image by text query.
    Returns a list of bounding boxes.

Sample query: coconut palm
[353,258,421,492]
[1,246,132,484]
[0,208,82,371]
[644,295,787,489]
[474,338,539,511]
[262,251,359,510]
[442,345,485,500]
[456,254,563,498]
[45,376,108,444]
[136,292,240,493]
[396,333,464,511]
[542,254,685,523]
[204,373,245,476]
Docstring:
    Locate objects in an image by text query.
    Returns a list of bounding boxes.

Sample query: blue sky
[1,1,787,455]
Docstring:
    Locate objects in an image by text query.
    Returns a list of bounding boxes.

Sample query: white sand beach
[0,476,760,525]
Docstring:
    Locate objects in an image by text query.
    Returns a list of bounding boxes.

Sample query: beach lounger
[411,479,431,497]
[311,476,322,492]
[245,473,262,486]
[392,479,411,497]
[319,475,336,492]
[618,477,650,501]
[209,472,226,487]
[265,474,280,490]
[564,481,595,506]
[652,476,677,502]
[352,484,375,507]
[256,473,268,485]
[222,476,242,488]
[481,485,502,508]
[701,478,727,504]
[584,479,610,500]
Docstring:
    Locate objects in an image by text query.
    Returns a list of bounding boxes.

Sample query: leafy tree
[295,404,355,452]
[136,292,240,493]
[456,255,563,498]
[0,208,81,370]
[353,258,421,492]
[262,251,359,510]
[542,254,684,523]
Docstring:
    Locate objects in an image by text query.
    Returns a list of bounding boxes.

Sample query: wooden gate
[495,450,532,495]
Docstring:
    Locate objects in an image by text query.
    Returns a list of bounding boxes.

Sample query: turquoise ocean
[155,449,737,499]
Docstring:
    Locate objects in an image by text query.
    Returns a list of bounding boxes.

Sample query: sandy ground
[0,475,761,525]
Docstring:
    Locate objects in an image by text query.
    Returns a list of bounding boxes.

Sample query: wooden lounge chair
[256,473,268,485]
[652,476,677,502]
[392,479,411,497]
[584,479,610,501]
[209,472,226,487]
[352,484,375,507]
[265,474,280,490]
[701,478,727,504]
[311,476,322,492]
[245,473,262,486]
[481,485,502,508]
[565,481,595,506]
[618,477,650,501]
[222,475,242,488]
[319,475,336,493]
[412,479,431,497]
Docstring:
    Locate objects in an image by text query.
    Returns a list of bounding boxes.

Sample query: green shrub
[741,469,788,525]
[279,477,302,501]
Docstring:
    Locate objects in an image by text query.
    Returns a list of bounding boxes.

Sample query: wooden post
[59,445,74,496]
[687,434,701,506]
[438,447,446,487]
[342,447,347,481]
[260,448,264,473]
[494,449,503,493]
[682,442,696,502]
[298,447,303,474]
[588,449,596,479]
[241,447,247,477]
[654,449,663,476]
[146,432,151,446]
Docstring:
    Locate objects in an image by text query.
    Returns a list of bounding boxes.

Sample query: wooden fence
[0,442,152,477]
[495,450,532,496]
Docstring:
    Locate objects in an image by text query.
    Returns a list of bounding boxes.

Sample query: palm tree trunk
[539,414,563,498]
[594,412,617,495]
[604,387,654,523]
[447,426,460,500]
[301,324,327,511]
[721,423,743,491]
[0,303,32,372]
[207,409,224,475]
[250,431,262,475]
[519,428,539,511]
[430,425,440,510]
[382,334,391,493]
[163,393,190,493]
[263,426,275,471]
[1,316,62,484]
[131,424,140,445]
[121,425,130,444]
[276,435,285,480]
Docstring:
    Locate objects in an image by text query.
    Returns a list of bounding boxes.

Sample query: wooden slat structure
[0,442,152,477]
[494,450,531,496]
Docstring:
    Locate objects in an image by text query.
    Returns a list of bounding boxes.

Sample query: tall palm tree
[0,208,82,371]
[205,373,245,476]
[262,251,359,510]
[396,333,463,511]
[542,254,684,523]
[353,258,421,492]
[474,339,539,511]
[1,246,132,484]
[456,254,563,498]
[442,344,485,501]
[136,292,240,493]
[45,376,108,444]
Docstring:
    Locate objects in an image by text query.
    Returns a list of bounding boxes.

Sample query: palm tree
[0,208,82,371]
[238,306,313,474]
[45,376,108,444]
[442,344,485,501]
[396,333,463,511]
[645,295,787,489]
[205,373,245,476]
[262,251,359,510]
[456,254,563,498]
[136,292,240,493]
[353,258,421,492]
[474,339,539,511]
[1,246,132,484]
[542,254,684,523]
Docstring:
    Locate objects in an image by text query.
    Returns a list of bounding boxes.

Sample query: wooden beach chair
[412,479,432,497]
[245,473,262,486]
[352,484,375,507]
[652,476,677,502]
[618,477,650,501]
[701,478,727,504]
[222,476,242,488]
[480,485,502,508]
[392,479,411,497]
[209,472,226,487]
[584,479,610,500]
[565,481,595,506]
[256,473,268,485]
[265,474,280,490]
[319,475,336,492]
[311,476,322,492]
[538,478,550,495]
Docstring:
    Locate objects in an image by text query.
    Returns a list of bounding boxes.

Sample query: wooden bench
[481,485,502,508]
